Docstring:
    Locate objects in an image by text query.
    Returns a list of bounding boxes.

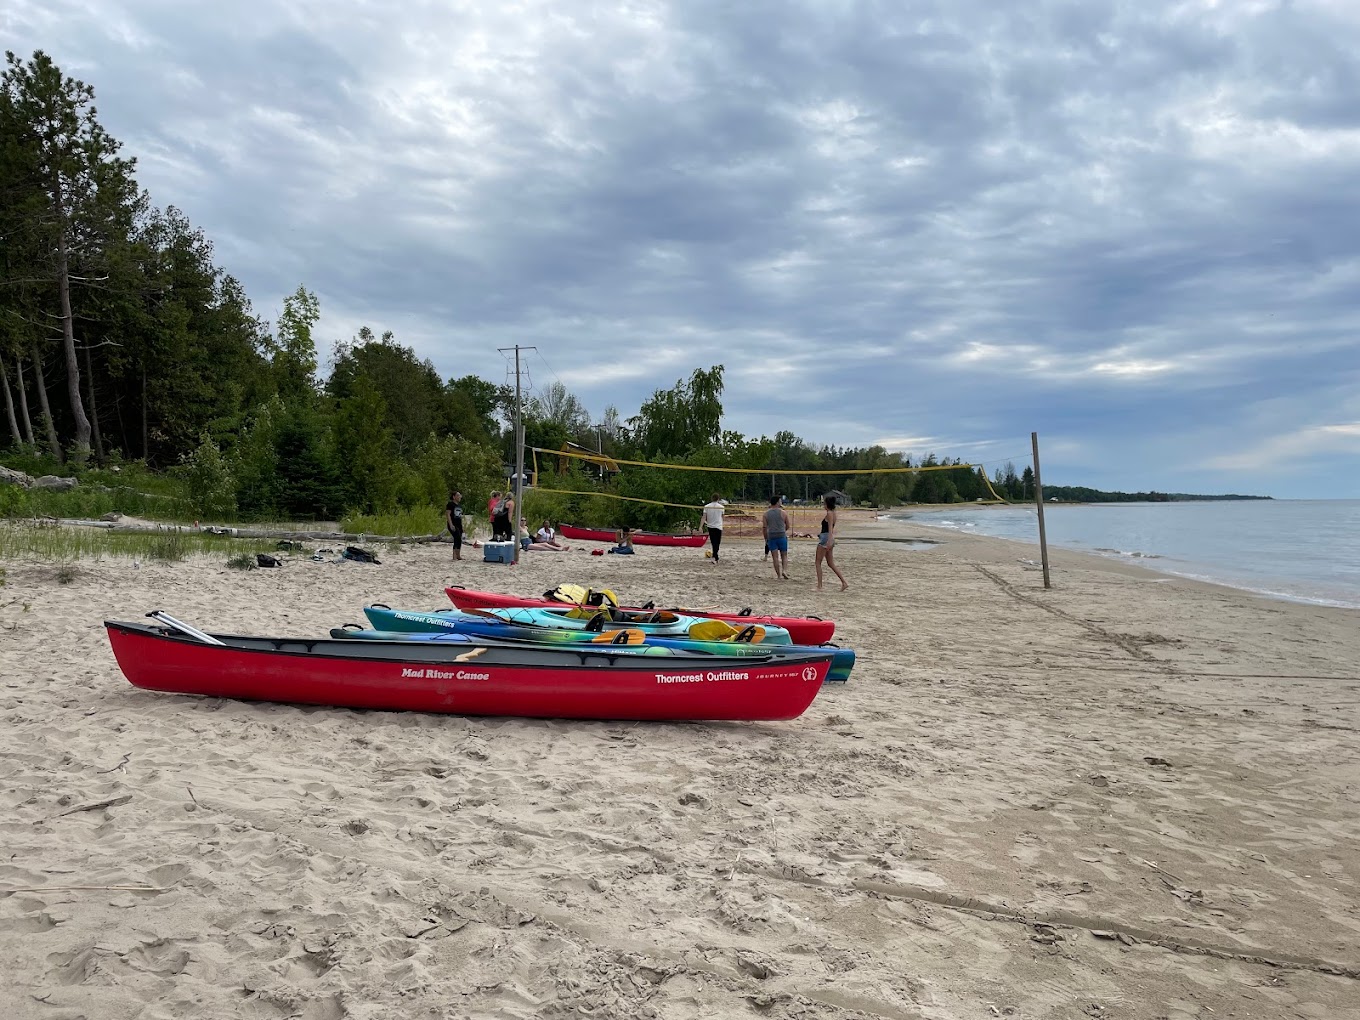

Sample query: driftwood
[57,794,132,816]
[33,517,450,544]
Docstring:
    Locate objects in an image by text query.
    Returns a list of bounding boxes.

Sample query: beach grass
[0,522,279,563]
[341,507,448,538]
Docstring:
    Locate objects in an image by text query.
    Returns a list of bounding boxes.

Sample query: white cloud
[1203,422,1360,471]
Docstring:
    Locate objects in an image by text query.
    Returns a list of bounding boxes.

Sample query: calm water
[892,500,1360,609]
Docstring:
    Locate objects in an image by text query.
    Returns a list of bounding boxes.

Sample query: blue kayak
[362,604,792,644]
[357,606,853,682]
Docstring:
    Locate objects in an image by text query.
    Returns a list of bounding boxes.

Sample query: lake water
[891,500,1360,609]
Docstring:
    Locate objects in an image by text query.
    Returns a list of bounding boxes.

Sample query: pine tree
[1,50,140,463]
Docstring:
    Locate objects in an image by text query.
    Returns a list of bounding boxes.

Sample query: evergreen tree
[1,51,140,463]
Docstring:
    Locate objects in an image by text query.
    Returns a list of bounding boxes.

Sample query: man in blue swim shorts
[762,494,791,579]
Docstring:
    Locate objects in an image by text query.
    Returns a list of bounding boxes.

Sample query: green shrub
[414,434,504,519]
[146,531,189,562]
[341,507,443,537]
[179,436,238,520]
[0,484,29,518]
[226,553,257,570]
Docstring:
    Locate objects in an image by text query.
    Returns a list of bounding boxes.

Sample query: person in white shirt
[516,519,565,552]
[701,493,726,562]
[526,519,569,551]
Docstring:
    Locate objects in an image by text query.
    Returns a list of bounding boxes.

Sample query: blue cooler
[483,541,515,564]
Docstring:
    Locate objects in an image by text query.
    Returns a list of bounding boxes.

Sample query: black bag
[256,553,281,568]
[342,545,381,565]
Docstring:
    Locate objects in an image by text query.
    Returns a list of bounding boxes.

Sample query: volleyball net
[523,445,1011,537]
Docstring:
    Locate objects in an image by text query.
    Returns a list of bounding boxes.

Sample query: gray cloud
[5,0,1360,495]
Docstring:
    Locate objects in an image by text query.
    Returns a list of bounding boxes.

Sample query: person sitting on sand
[608,526,635,555]
[528,520,570,551]
[524,539,569,552]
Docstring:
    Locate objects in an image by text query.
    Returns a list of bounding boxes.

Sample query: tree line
[5,50,1253,532]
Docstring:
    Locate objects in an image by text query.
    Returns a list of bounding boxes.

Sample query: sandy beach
[2,517,1358,1019]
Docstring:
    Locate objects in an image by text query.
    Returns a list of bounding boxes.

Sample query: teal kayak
[481,605,795,644]
[358,606,852,682]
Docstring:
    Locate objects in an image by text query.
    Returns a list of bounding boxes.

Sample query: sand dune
[2,518,1358,1019]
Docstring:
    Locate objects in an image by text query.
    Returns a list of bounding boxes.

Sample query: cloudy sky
[6,0,1360,497]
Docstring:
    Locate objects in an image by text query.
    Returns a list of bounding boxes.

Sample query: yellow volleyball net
[525,445,1011,536]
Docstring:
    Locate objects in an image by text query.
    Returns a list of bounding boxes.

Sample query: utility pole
[498,344,536,563]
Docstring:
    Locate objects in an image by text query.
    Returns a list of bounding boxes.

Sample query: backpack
[256,553,281,568]
[342,545,381,564]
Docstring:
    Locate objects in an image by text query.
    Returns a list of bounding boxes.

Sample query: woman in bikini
[815,494,849,591]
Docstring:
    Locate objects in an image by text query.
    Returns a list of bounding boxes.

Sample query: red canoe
[105,620,831,722]
[446,586,836,644]
[558,524,707,548]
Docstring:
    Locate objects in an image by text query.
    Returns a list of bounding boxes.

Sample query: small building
[821,489,854,507]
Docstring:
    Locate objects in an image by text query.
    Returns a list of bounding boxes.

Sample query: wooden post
[1031,431,1051,589]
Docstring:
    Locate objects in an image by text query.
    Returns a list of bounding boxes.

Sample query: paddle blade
[591,628,646,645]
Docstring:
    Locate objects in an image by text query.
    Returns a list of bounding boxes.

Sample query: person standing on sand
[763,494,791,579]
[445,490,464,560]
[487,491,501,537]
[701,493,725,562]
[815,494,848,591]
[500,493,516,543]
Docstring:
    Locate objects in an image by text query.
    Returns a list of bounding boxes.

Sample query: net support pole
[1031,431,1051,589]
[513,345,524,565]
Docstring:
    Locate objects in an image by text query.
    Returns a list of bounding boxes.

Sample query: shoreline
[2,531,1358,1017]
[869,502,1360,612]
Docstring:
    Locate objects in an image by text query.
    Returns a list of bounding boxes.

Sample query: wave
[1093,547,1162,560]
[1160,569,1360,610]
